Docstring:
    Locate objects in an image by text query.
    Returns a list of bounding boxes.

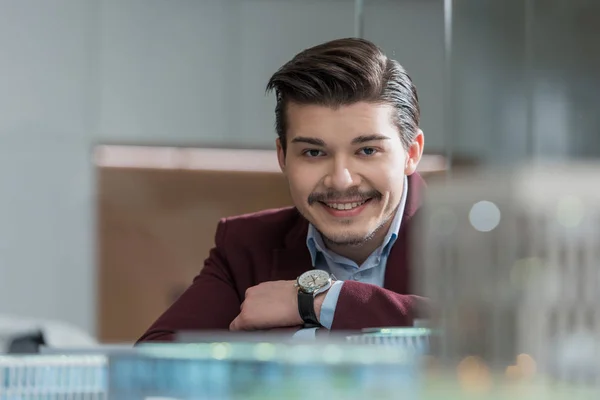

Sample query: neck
[324,219,393,265]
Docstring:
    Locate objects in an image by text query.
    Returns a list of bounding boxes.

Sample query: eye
[358,147,377,156]
[303,149,325,158]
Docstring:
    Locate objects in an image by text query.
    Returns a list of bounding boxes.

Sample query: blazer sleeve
[136,219,241,343]
[330,281,429,330]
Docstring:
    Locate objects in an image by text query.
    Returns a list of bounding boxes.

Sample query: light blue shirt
[294,177,408,338]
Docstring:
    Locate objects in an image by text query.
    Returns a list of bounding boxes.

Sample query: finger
[229,316,239,331]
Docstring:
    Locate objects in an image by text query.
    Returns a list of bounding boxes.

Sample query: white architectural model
[416,163,600,385]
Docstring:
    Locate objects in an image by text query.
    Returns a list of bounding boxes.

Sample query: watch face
[298,269,330,292]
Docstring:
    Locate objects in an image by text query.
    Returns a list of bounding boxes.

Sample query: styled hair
[266,37,420,153]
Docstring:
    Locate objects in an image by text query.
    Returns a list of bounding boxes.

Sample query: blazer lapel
[384,173,426,294]
[272,247,313,281]
[383,221,412,294]
[271,212,313,281]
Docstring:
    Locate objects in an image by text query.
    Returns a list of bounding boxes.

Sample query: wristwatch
[295,270,335,328]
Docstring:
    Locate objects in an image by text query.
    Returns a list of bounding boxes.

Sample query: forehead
[285,101,397,142]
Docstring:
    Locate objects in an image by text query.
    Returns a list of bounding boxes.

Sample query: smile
[324,199,369,210]
[319,198,373,217]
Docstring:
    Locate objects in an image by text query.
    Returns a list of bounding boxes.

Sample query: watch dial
[299,270,330,291]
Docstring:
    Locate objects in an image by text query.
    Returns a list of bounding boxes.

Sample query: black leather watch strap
[297,291,320,328]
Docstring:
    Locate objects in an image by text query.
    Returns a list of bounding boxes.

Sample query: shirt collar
[306,176,409,266]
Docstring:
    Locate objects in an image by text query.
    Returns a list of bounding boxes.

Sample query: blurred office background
[0,0,598,343]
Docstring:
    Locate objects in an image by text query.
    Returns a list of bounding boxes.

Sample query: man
[138,38,427,342]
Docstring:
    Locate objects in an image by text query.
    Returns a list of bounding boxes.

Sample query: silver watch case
[295,269,334,297]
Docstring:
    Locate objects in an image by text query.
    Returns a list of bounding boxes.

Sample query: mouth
[319,198,373,217]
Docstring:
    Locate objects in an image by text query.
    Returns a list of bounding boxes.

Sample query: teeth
[326,200,367,210]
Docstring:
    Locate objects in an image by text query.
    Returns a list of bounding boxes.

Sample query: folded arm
[323,281,428,331]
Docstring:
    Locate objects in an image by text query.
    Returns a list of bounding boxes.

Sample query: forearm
[329,281,429,331]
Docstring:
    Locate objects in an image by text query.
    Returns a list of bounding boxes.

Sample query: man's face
[277,101,422,246]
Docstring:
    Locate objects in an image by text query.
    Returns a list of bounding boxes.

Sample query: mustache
[308,188,382,205]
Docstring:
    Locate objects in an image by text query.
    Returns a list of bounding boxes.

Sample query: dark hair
[266,38,420,153]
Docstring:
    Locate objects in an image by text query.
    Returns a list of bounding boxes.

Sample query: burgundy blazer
[137,173,428,342]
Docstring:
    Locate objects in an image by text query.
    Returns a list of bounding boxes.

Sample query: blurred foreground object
[112,342,417,400]
[1,333,597,398]
[346,327,437,352]
[2,338,420,399]
[416,163,600,387]
[0,315,96,354]
[0,354,106,398]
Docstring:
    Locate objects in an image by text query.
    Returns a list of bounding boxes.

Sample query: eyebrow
[351,134,390,145]
[290,136,325,146]
[290,134,389,147]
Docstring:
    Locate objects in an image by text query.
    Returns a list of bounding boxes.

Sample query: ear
[404,129,424,175]
[276,138,286,173]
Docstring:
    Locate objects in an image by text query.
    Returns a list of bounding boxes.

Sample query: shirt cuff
[319,280,344,330]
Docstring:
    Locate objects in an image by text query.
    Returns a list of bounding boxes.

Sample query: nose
[323,158,359,191]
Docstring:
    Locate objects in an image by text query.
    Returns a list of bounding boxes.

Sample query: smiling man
[138,38,428,341]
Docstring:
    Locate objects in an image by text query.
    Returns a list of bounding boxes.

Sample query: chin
[320,229,377,247]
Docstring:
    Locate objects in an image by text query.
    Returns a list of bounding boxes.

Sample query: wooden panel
[97,168,292,342]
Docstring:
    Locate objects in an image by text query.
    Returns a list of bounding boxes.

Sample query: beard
[319,208,395,248]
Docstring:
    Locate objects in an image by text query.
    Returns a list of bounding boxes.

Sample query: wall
[0,0,96,333]
[448,0,600,164]
[97,0,445,150]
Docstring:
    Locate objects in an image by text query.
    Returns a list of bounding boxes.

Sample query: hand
[230,280,303,331]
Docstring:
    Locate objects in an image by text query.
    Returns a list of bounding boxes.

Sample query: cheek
[286,167,319,200]
[361,154,405,184]
[363,168,400,195]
